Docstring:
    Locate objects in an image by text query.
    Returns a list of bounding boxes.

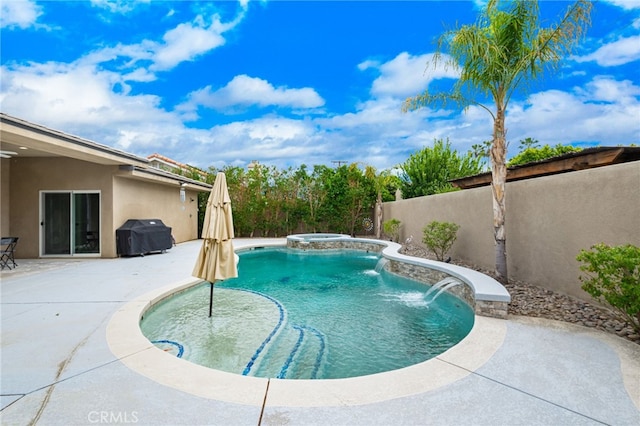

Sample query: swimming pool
[107,237,510,406]
[140,247,475,379]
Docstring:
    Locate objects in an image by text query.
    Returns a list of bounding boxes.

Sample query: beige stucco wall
[8,157,116,258]
[383,161,640,300]
[113,175,199,250]
[1,159,10,236]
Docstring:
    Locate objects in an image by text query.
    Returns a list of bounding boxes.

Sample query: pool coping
[106,239,508,407]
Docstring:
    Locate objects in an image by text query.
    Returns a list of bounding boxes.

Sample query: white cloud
[357,59,379,71]
[79,5,248,73]
[90,0,151,15]
[121,68,156,83]
[505,79,640,147]
[361,52,460,98]
[314,96,481,167]
[322,97,416,132]
[574,35,640,66]
[191,116,325,167]
[232,117,311,144]
[0,0,42,29]
[152,21,226,70]
[181,75,325,114]
[580,76,640,104]
[604,0,640,10]
[136,7,247,72]
[0,61,182,152]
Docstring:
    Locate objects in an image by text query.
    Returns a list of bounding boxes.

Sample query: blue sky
[1,0,639,171]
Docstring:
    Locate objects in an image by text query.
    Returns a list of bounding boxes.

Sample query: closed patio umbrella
[192,172,238,316]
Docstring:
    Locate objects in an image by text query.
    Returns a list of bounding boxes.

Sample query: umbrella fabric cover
[192,173,238,283]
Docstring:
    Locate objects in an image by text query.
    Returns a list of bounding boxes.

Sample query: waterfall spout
[424,277,464,305]
[374,258,389,273]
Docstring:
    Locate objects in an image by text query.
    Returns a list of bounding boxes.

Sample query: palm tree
[403,0,591,283]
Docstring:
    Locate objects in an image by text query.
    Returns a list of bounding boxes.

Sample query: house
[147,153,209,181]
[0,113,211,259]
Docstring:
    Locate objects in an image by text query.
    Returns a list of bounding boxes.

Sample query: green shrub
[576,243,640,333]
[507,143,582,167]
[383,219,402,242]
[422,221,460,261]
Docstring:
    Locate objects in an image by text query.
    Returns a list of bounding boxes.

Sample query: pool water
[140,248,474,380]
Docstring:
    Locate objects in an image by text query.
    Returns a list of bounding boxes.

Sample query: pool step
[251,324,327,379]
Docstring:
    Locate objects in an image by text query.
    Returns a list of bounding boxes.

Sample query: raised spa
[139,236,495,380]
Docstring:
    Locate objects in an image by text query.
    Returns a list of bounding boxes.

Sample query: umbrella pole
[209,281,215,317]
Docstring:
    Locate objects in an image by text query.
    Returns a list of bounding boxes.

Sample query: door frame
[39,190,102,257]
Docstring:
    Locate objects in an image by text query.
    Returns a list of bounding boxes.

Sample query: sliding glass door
[41,191,100,256]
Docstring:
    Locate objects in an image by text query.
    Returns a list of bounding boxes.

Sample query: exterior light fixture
[180,182,186,203]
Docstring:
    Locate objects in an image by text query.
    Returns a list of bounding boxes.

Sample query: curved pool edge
[106,277,271,406]
[286,235,511,317]
[265,315,507,407]
[106,262,508,407]
[378,240,511,303]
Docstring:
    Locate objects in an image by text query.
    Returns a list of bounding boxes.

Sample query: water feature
[424,277,464,306]
[374,257,389,273]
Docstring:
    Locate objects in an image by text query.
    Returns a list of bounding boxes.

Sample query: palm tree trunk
[375,193,383,239]
[491,105,508,284]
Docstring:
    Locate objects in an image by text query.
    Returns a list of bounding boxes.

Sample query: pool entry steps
[236,288,328,380]
[287,234,511,319]
[148,286,331,380]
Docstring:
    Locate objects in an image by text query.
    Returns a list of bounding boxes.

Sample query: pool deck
[1,238,639,425]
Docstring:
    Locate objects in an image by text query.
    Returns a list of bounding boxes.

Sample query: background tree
[299,165,329,233]
[508,142,582,167]
[281,167,308,236]
[403,0,592,283]
[365,166,400,238]
[344,163,377,236]
[398,138,483,199]
[222,166,251,236]
[318,164,376,235]
[471,140,492,170]
[317,165,348,233]
[518,137,539,150]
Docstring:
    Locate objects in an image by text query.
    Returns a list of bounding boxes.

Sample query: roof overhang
[0,113,149,167]
[116,165,212,192]
[450,146,640,189]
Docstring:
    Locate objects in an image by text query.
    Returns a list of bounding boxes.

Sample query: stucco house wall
[113,175,200,250]
[382,161,640,300]
[7,157,116,258]
[1,159,10,237]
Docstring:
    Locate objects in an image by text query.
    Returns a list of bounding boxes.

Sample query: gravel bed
[399,245,639,345]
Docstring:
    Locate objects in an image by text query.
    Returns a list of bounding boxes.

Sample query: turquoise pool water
[140,247,474,380]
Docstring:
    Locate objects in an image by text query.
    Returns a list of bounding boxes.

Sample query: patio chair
[1,237,18,270]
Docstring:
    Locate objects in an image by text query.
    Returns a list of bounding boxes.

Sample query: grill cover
[116,219,173,256]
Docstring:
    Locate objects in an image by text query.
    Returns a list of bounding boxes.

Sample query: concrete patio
[1,239,638,425]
